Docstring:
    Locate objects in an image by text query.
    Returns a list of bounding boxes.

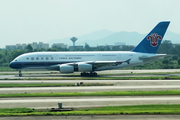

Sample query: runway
[1,80,180,85]
[1,70,180,118]
[1,96,180,108]
[1,69,180,79]
[1,85,180,93]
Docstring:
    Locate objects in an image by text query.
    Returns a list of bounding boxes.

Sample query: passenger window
[36,57,39,60]
[51,57,53,60]
[46,57,49,60]
[31,57,34,60]
[41,57,44,60]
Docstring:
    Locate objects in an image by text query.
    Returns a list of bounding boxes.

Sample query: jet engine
[78,63,92,72]
[59,64,74,73]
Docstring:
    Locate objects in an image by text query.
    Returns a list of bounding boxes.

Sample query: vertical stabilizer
[132,21,170,53]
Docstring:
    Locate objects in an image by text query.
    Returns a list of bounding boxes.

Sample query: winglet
[132,21,170,53]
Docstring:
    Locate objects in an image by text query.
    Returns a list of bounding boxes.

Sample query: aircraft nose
[9,62,14,69]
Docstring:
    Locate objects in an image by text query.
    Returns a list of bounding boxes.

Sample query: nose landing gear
[19,70,22,77]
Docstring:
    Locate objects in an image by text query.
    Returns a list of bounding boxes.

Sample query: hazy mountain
[84,31,145,46]
[163,31,180,43]
[49,30,115,46]
[48,30,180,47]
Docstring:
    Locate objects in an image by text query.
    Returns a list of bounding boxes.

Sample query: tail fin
[132,21,170,53]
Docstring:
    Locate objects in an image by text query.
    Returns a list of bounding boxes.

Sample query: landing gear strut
[19,70,22,77]
[80,72,97,77]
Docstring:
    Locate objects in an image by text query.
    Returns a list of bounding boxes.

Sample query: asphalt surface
[1,69,180,79]
[1,85,180,93]
[1,79,180,85]
[1,96,180,108]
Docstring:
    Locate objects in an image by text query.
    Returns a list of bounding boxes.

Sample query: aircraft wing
[80,59,131,68]
[47,59,131,71]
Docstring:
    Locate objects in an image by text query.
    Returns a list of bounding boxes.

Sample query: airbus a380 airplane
[9,21,170,77]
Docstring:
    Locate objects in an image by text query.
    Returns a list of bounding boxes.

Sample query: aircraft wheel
[94,73,97,76]
[90,72,97,77]
[85,73,90,76]
[19,74,22,77]
[81,73,85,76]
[19,71,22,77]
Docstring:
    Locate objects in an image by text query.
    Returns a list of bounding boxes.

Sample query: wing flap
[83,59,131,68]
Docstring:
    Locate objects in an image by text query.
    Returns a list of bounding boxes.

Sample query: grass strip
[0,83,113,88]
[0,104,180,116]
[1,90,180,97]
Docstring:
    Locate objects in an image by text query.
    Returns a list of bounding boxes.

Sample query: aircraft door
[98,54,102,60]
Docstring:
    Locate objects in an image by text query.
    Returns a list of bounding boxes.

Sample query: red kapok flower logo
[147,33,162,47]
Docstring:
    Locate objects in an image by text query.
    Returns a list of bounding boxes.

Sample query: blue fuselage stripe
[9,61,79,69]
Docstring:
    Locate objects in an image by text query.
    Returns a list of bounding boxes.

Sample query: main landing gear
[80,72,97,77]
[19,70,22,77]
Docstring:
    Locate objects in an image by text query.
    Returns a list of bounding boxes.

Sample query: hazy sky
[0,0,180,48]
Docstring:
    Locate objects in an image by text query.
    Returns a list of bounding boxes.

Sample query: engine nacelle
[59,64,74,73]
[78,63,92,72]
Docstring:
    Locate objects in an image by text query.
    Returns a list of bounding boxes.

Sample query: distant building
[21,44,27,49]
[30,42,49,50]
[68,46,83,51]
[114,42,126,46]
[52,43,67,49]
[6,43,27,50]
[6,45,16,50]
[6,42,49,50]
[70,37,78,47]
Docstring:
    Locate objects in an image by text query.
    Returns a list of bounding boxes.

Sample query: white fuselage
[9,51,165,71]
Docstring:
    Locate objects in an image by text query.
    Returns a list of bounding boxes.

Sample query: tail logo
[147,33,162,47]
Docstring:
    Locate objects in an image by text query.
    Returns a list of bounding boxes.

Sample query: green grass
[0,67,15,72]
[0,108,35,113]
[77,104,180,114]
[1,90,180,97]
[0,83,113,87]
[0,104,180,116]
